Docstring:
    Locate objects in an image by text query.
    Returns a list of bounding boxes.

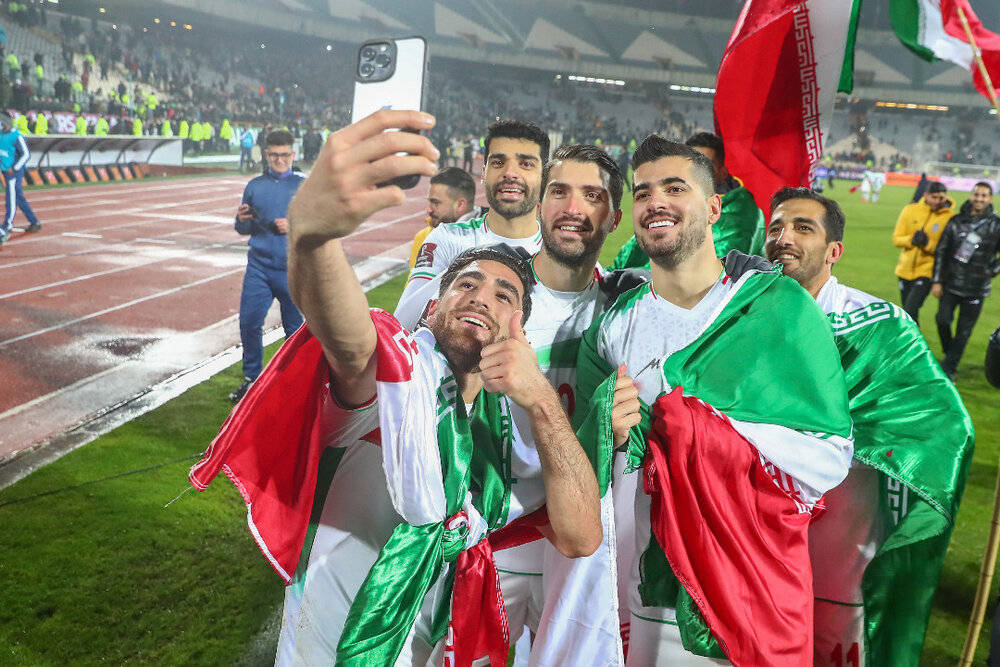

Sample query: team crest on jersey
[415,243,437,269]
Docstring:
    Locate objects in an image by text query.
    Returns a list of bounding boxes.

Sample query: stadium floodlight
[184,24,192,30]
[153,18,160,23]
[326,44,333,51]
[566,75,625,87]
[98,7,105,12]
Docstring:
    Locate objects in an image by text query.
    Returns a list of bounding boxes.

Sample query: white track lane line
[24,178,249,203]
[0,268,244,348]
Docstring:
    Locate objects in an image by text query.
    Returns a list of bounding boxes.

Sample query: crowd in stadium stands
[2,1,999,169]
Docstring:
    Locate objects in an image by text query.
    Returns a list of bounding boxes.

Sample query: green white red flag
[714,0,862,211]
[890,0,1000,103]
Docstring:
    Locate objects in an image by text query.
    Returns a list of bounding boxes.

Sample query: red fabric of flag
[714,0,812,212]
[941,0,1000,101]
[644,388,814,666]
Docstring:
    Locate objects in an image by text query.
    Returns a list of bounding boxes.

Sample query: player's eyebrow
[494,278,522,304]
[633,176,688,192]
[547,180,607,195]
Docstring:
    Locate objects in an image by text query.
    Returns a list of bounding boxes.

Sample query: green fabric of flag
[838,0,864,93]
[889,0,939,62]
[829,302,974,665]
[574,268,852,660]
[337,390,515,663]
[608,186,765,271]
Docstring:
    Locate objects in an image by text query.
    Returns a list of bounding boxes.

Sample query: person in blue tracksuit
[0,111,40,245]
[230,129,305,402]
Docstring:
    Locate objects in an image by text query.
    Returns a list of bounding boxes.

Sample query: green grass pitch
[0,181,997,664]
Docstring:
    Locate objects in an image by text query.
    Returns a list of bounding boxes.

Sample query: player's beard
[773,248,825,289]
[486,179,540,219]
[637,209,709,269]
[541,214,606,269]
[428,305,502,375]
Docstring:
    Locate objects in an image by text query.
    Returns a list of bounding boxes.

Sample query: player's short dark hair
[770,186,846,243]
[685,132,725,162]
[974,181,994,195]
[542,144,624,211]
[485,120,549,163]
[927,181,947,194]
[438,246,533,323]
[430,167,476,203]
[631,134,715,196]
[266,129,294,147]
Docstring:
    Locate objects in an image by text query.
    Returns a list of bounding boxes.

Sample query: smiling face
[765,197,843,295]
[483,137,543,219]
[631,156,720,268]
[265,143,295,174]
[969,184,993,215]
[427,259,524,373]
[539,159,620,268]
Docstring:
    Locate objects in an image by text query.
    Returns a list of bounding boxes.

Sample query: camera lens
[361,47,376,60]
[375,54,391,68]
[359,63,375,77]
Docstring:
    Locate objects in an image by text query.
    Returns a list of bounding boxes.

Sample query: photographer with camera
[931,181,1000,379]
[893,181,954,325]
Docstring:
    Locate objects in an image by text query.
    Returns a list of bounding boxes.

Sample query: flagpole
[955,5,1000,123]
[959,456,1000,666]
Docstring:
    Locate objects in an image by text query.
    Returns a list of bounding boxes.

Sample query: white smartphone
[352,36,428,189]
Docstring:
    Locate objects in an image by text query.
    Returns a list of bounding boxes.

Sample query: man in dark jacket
[230,129,305,402]
[932,181,1000,378]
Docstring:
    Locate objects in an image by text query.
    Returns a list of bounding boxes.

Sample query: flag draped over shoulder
[189,310,545,666]
[574,268,853,665]
[829,300,974,664]
[714,0,862,211]
[890,0,1000,103]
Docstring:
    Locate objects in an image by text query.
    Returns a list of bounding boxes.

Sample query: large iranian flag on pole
[714,0,862,211]
[890,0,1000,102]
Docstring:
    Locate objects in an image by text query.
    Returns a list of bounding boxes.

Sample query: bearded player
[396,119,547,326]
[191,110,603,665]
[575,136,854,665]
[766,186,973,667]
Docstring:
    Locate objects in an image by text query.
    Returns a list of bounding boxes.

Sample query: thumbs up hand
[479,310,552,410]
[611,365,641,448]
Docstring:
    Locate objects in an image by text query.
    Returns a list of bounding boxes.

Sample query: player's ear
[827,241,844,266]
[610,209,622,232]
[424,298,439,321]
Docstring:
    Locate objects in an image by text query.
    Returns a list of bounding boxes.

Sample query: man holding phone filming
[229,129,305,403]
[190,110,608,665]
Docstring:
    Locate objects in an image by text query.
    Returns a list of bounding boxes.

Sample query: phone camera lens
[359,63,375,77]
[361,47,376,60]
[375,54,391,68]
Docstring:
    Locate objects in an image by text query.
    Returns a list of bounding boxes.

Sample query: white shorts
[498,569,544,643]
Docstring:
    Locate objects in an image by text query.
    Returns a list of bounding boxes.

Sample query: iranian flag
[714,0,862,211]
[890,0,1000,101]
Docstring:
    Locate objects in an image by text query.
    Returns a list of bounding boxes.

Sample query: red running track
[0,173,432,462]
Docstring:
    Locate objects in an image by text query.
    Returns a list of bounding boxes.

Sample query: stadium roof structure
[153,0,999,108]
